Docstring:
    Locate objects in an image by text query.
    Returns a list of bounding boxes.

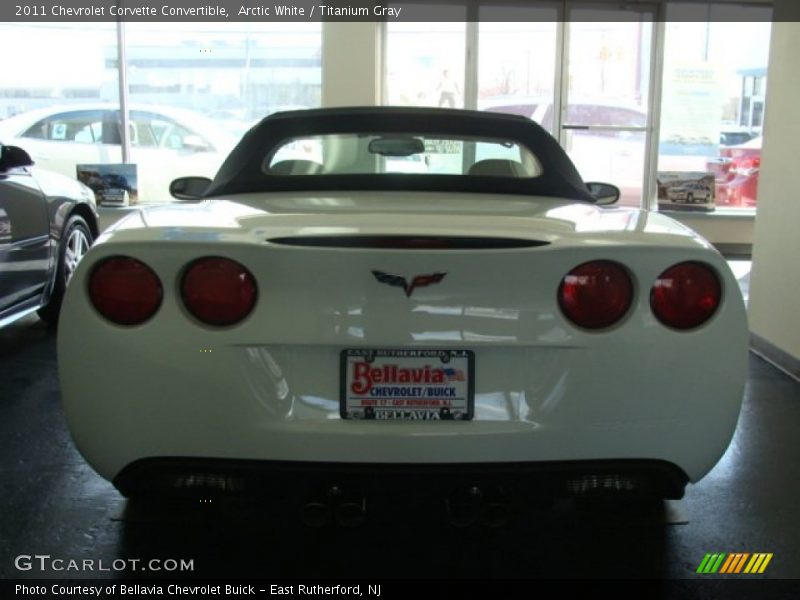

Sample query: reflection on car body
[0,208,11,242]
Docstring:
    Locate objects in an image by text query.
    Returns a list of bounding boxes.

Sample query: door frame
[387,2,668,210]
[557,2,663,210]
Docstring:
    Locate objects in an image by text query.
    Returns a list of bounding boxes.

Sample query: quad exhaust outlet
[302,486,367,528]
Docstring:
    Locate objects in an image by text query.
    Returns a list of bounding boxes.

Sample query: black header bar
[0,1,787,23]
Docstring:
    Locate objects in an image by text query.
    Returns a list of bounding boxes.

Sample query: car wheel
[37,214,93,326]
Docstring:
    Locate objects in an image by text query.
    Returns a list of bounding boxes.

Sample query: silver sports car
[0,143,98,327]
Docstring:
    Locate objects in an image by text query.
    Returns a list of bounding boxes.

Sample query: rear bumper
[60,342,746,486]
[114,457,689,500]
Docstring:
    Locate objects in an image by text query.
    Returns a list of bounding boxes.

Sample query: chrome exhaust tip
[304,486,367,528]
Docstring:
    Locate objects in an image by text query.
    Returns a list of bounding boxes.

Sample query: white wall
[748,17,800,361]
[322,22,382,107]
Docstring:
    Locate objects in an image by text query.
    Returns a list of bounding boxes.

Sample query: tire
[38,214,93,326]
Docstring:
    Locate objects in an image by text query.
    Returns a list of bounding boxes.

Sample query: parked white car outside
[0,104,239,204]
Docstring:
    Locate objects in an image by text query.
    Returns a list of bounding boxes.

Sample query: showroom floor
[1,289,798,580]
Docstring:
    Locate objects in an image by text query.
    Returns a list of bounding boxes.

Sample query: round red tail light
[651,262,721,329]
[181,257,257,326]
[558,260,633,330]
[89,257,162,325]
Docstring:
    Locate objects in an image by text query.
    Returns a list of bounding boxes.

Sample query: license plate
[341,349,474,421]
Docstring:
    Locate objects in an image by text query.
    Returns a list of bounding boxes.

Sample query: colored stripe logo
[696,553,773,574]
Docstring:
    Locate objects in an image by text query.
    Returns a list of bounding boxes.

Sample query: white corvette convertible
[58,107,747,513]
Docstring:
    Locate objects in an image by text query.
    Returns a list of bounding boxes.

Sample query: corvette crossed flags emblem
[372,270,447,298]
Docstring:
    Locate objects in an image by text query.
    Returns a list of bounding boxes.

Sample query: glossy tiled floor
[0,311,798,581]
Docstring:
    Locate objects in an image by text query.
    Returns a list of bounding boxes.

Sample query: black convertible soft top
[205,106,595,203]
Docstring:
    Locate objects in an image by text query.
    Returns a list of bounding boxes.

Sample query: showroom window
[478,11,558,131]
[384,2,772,213]
[0,23,121,177]
[561,13,654,208]
[384,7,467,108]
[0,22,321,206]
[120,22,322,204]
[383,6,656,208]
[656,5,772,213]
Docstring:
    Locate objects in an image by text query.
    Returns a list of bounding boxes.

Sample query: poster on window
[660,62,723,158]
[657,171,716,212]
[76,164,138,207]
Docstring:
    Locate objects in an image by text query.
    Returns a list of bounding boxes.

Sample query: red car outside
[706,137,761,208]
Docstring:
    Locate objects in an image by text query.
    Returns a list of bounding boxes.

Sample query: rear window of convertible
[262,133,543,179]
